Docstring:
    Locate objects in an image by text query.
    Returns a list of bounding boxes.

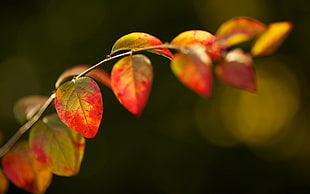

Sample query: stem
[0,93,56,158]
[75,51,134,79]
[75,44,181,79]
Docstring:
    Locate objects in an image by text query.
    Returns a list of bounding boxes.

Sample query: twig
[0,93,56,158]
[75,44,180,79]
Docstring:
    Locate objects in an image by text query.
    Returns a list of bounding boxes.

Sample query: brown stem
[0,93,55,158]
[75,44,181,79]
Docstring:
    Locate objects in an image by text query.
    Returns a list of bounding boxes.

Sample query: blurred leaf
[171,30,222,59]
[111,54,153,116]
[55,77,103,138]
[171,46,212,97]
[111,32,174,59]
[0,131,3,146]
[216,49,256,92]
[251,21,293,57]
[29,114,85,176]
[215,17,266,47]
[2,141,52,194]
[13,96,49,124]
[55,65,111,89]
[0,169,8,194]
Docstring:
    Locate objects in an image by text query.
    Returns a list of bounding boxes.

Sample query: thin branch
[75,44,181,79]
[75,50,133,79]
[0,93,56,158]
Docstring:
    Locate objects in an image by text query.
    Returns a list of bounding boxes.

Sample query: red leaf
[55,77,103,138]
[55,65,111,89]
[216,49,256,92]
[0,168,9,194]
[13,96,49,124]
[251,21,293,57]
[29,114,85,176]
[171,30,222,60]
[170,46,213,97]
[111,54,153,116]
[111,32,174,59]
[215,17,266,47]
[2,141,52,193]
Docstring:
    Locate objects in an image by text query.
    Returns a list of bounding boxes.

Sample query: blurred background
[0,0,309,193]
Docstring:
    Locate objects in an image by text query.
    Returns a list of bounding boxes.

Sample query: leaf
[171,30,222,60]
[55,77,103,138]
[251,21,293,57]
[2,141,52,194]
[170,46,213,97]
[55,65,111,89]
[0,169,9,194]
[13,96,49,124]
[111,32,174,59]
[215,17,266,47]
[171,30,216,46]
[216,49,256,92]
[29,114,85,176]
[111,54,153,116]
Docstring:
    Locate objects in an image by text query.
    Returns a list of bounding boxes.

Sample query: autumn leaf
[216,49,256,92]
[111,32,174,59]
[111,54,153,116]
[171,30,216,46]
[13,95,49,124]
[29,114,85,176]
[251,21,293,57]
[0,169,8,194]
[55,77,103,138]
[170,46,213,97]
[171,30,222,60]
[55,65,111,89]
[2,141,52,194]
[215,17,266,47]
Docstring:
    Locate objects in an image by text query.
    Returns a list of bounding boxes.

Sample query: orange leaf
[55,77,103,138]
[215,17,266,47]
[111,32,174,59]
[216,49,256,92]
[13,95,49,124]
[0,169,9,194]
[171,30,216,46]
[29,114,85,176]
[171,30,222,60]
[111,54,153,116]
[55,65,111,89]
[2,141,52,193]
[171,46,213,97]
[251,21,293,57]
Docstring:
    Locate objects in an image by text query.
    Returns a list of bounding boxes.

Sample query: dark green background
[1,0,310,193]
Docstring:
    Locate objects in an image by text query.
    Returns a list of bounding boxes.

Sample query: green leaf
[111,54,153,116]
[171,46,213,97]
[55,77,103,138]
[29,114,85,176]
[111,32,174,59]
[171,30,222,60]
[251,21,293,57]
[2,141,52,193]
[0,168,9,194]
[215,17,266,47]
[13,96,49,124]
[216,49,256,92]
[55,65,111,89]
